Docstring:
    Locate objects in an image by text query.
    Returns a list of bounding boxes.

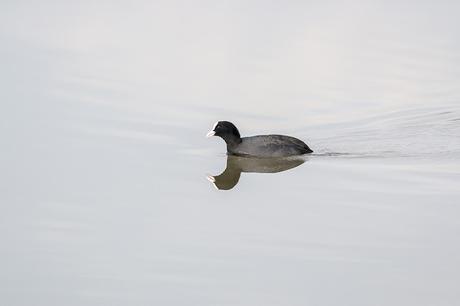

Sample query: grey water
[1,1,460,305]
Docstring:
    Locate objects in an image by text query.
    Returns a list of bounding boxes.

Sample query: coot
[206,121,313,157]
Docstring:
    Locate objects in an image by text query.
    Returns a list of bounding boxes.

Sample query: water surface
[1,1,460,306]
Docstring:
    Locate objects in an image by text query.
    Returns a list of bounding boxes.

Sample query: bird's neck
[221,134,242,151]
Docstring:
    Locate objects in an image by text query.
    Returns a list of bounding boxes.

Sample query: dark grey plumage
[207,121,313,157]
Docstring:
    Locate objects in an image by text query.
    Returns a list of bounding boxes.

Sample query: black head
[206,121,241,146]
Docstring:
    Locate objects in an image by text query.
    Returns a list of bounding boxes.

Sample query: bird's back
[230,135,313,157]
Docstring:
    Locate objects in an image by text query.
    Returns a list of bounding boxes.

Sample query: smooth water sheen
[1,1,460,306]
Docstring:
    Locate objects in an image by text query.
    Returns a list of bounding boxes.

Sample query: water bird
[206,121,313,157]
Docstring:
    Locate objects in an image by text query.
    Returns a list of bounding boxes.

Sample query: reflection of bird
[207,155,306,190]
[206,121,313,157]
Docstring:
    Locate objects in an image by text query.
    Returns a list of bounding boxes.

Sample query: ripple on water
[306,104,460,160]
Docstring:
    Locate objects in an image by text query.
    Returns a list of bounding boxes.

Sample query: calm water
[1,1,460,305]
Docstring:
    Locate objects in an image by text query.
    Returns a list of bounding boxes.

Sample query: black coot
[206,121,313,157]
